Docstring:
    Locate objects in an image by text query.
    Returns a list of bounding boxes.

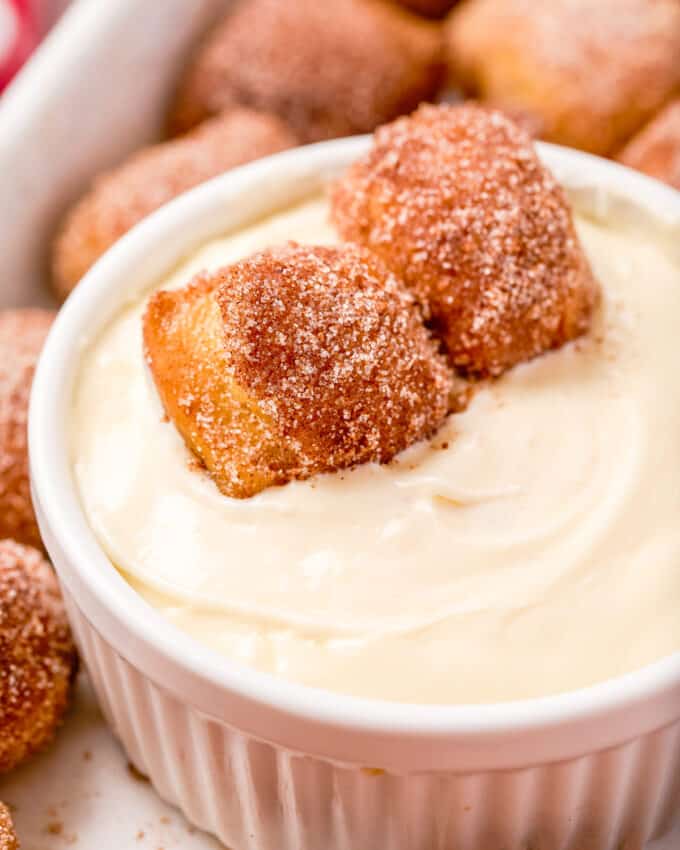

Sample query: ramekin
[29,137,680,850]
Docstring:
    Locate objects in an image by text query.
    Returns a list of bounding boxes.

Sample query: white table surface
[0,675,678,850]
[0,677,222,850]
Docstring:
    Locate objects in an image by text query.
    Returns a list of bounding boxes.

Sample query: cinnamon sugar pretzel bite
[52,108,297,301]
[143,243,453,498]
[0,540,77,775]
[0,309,55,549]
[447,0,680,156]
[617,99,680,190]
[331,104,599,377]
[168,0,445,141]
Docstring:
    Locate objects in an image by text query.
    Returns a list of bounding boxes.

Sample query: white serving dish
[0,0,231,308]
[28,136,680,850]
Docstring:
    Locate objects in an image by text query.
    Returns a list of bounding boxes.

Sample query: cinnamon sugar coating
[0,310,55,550]
[52,108,297,301]
[144,244,453,498]
[0,541,77,775]
[0,804,17,850]
[331,104,598,377]
[617,99,680,190]
[447,0,680,156]
[168,0,445,141]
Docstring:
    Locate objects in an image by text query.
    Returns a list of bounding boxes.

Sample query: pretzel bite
[0,804,17,850]
[617,99,680,190]
[0,540,77,774]
[144,243,453,498]
[52,109,297,302]
[332,104,598,377]
[0,310,55,549]
[392,0,457,18]
[447,0,680,156]
[168,0,445,141]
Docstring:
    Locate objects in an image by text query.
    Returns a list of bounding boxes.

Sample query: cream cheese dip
[71,194,680,704]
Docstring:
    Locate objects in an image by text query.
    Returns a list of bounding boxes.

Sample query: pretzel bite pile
[144,243,453,498]
[332,104,598,377]
[0,309,55,549]
[446,0,680,157]
[0,318,76,850]
[47,0,680,310]
[168,0,445,141]
[0,311,77,800]
[52,108,297,301]
[0,540,77,775]
[0,804,17,850]
[617,99,680,190]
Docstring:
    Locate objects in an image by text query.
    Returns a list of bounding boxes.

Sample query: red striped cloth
[0,0,38,92]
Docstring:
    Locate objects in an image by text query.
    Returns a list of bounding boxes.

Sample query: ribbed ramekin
[29,138,680,850]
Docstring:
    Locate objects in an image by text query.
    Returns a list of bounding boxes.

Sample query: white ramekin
[29,137,680,850]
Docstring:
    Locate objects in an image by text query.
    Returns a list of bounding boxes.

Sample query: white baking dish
[28,136,680,850]
[0,0,231,308]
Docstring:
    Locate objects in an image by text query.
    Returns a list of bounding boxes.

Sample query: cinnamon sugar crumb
[127,762,149,782]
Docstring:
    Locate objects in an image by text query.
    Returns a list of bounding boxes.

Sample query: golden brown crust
[331,104,599,377]
[0,804,18,850]
[617,98,680,190]
[168,0,445,141]
[51,109,297,302]
[144,274,299,499]
[144,244,453,498]
[447,0,680,156]
[0,310,55,550]
[0,541,77,775]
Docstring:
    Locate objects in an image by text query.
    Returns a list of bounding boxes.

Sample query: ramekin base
[63,591,680,850]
